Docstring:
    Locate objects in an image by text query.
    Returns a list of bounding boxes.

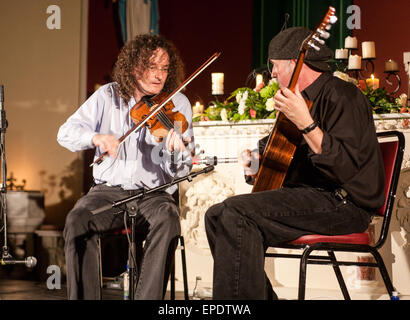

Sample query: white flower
[333,71,349,82]
[238,100,246,115]
[242,90,249,101]
[238,91,248,115]
[236,92,242,103]
[333,71,358,85]
[266,97,275,111]
[399,93,408,106]
[220,108,228,121]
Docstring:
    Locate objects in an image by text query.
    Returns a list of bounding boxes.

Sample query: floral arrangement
[193,79,279,122]
[363,89,408,114]
[333,71,408,114]
[193,71,408,123]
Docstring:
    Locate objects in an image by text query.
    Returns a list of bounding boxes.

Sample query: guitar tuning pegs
[326,24,332,30]
[329,15,338,24]
[308,41,320,51]
[318,29,330,39]
[313,35,325,45]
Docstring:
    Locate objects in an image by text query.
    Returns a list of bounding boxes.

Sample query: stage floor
[0,279,185,300]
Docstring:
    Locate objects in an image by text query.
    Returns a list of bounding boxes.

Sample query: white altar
[175,115,410,299]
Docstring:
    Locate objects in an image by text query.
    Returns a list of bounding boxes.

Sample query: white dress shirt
[57,82,194,193]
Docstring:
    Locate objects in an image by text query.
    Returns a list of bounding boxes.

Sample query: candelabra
[384,70,401,94]
[333,58,348,72]
[362,58,375,77]
[335,37,403,96]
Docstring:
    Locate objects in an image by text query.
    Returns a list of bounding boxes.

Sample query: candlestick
[362,58,375,75]
[362,41,376,59]
[334,49,349,72]
[384,59,399,72]
[211,72,224,95]
[366,74,380,90]
[335,48,349,59]
[384,71,401,94]
[255,74,263,87]
[345,36,358,49]
[192,101,204,115]
[348,54,362,70]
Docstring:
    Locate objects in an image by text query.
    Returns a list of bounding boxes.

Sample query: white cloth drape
[126,0,151,41]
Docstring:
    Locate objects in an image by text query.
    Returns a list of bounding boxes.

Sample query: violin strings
[157,110,174,131]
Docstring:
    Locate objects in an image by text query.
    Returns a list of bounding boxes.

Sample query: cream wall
[0,0,88,227]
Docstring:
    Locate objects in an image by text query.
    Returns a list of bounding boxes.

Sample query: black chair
[265,130,405,300]
[170,235,189,300]
[98,232,189,300]
[98,186,189,300]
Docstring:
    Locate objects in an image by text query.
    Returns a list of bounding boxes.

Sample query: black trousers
[205,186,372,299]
[63,184,180,300]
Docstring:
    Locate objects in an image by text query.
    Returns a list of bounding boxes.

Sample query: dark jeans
[205,186,372,299]
[63,184,180,300]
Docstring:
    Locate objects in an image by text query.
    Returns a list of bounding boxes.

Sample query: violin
[130,92,188,142]
[90,52,221,167]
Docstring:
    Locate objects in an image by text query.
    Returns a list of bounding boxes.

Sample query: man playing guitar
[205,26,385,299]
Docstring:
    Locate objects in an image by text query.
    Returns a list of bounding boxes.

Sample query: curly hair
[112,34,185,103]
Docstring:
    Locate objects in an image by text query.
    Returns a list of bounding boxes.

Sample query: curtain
[252,0,353,69]
[118,0,159,44]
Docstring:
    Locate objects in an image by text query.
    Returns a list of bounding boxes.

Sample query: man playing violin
[57,34,193,300]
[205,27,385,299]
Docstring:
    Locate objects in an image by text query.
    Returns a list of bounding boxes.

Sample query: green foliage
[362,87,401,114]
[197,81,279,122]
[195,73,406,123]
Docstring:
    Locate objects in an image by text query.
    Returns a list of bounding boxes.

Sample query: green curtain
[252,0,353,69]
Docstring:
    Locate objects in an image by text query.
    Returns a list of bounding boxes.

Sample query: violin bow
[90,52,221,167]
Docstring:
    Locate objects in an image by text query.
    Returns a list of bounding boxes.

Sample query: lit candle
[255,74,263,87]
[362,41,376,59]
[335,48,348,59]
[345,36,358,49]
[348,54,361,70]
[192,101,204,115]
[384,59,399,72]
[211,73,224,95]
[366,74,379,90]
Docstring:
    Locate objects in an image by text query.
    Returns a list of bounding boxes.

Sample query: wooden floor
[0,279,185,300]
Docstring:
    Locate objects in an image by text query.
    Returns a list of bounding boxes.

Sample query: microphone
[1,256,37,268]
[192,156,218,165]
[192,156,238,165]
[0,85,4,108]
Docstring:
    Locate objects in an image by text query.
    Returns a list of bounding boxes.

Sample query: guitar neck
[287,50,307,92]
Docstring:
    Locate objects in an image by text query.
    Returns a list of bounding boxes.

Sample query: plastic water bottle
[391,291,400,300]
[192,276,204,300]
[123,263,129,300]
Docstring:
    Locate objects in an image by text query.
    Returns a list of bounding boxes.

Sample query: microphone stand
[0,84,11,263]
[0,86,37,269]
[92,164,215,300]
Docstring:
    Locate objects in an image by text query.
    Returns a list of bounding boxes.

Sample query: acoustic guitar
[252,7,337,192]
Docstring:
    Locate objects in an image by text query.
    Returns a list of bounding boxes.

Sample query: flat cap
[268,27,333,72]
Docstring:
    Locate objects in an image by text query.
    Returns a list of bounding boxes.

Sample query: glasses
[267,58,274,75]
[147,65,169,74]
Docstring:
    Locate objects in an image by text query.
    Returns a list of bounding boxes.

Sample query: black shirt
[260,72,385,211]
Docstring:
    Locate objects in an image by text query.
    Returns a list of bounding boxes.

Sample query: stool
[170,236,189,300]
[98,232,189,300]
